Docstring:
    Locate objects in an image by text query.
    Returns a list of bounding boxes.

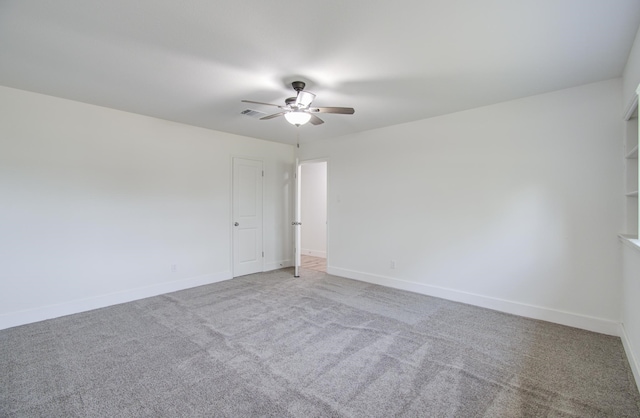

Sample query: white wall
[301,161,327,258]
[300,79,623,335]
[0,86,294,329]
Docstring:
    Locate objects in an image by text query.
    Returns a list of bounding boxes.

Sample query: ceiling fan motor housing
[291,81,306,92]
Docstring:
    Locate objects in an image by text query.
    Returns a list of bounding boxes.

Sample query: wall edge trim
[327,266,620,336]
[301,249,327,258]
[0,271,232,330]
[264,260,293,271]
[620,323,640,390]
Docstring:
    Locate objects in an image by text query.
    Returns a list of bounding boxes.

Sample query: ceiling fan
[242,81,355,126]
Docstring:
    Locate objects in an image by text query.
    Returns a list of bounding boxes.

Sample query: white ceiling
[1,1,640,144]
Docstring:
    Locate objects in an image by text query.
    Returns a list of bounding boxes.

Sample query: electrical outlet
[171,264,177,273]
[390,260,396,269]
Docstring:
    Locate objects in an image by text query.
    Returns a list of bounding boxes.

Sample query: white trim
[620,323,640,390]
[301,249,327,258]
[327,266,620,336]
[299,157,330,165]
[264,259,293,271]
[0,271,232,331]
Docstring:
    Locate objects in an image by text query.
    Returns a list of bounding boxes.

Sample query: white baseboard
[620,323,640,390]
[264,259,293,271]
[301,249,326,258]
[327,266,620,336]
[0,271,232,331]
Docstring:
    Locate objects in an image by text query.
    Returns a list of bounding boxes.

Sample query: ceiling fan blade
[260,112,286,120]
[309,107,355,114]
[309,114,324,125]
[241,100,283,108]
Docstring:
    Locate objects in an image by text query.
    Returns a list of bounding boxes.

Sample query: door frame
[296,157,329,275]
[231,156,264,278]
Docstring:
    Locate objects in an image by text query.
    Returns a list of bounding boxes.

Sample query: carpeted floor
[2,268,640,417]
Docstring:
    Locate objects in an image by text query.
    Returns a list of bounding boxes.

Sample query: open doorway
[299,160,327,272]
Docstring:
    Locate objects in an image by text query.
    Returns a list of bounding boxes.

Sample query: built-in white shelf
[619,234,640,253]
[623,97,638,236]
[619,233,639,240]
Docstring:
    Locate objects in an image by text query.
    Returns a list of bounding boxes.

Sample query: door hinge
[262,251,264,257]
[262,170,264,177]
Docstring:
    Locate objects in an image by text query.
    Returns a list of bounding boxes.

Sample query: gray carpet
[2,268,640,417]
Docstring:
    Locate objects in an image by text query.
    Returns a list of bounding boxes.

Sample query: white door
[233,158,263,277]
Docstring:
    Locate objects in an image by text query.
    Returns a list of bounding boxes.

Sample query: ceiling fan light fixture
[295,91,316,107]
[284,111,311,126]
[243,81,354,127]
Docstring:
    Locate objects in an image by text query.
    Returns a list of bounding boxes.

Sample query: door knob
[234,222,239,226]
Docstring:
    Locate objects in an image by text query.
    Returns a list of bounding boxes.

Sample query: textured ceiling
[1,0,640,144]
